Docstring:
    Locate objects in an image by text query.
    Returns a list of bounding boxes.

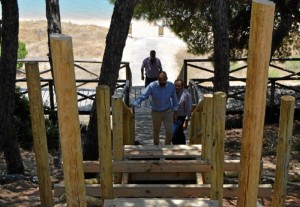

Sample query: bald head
[158,71,168,87]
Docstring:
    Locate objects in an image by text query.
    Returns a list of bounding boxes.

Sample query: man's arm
[141,59,146,80]
[157,58,163,71]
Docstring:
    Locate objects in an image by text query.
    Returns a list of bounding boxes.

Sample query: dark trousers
[145,77,157,87]
[172,116,186,144]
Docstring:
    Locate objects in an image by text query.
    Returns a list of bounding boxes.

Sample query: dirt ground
[1,121,300,206]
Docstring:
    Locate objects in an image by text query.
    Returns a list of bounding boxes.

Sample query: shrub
[14,87,59,150]
[17,41,28,69]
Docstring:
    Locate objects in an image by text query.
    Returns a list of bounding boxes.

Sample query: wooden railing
[184,58,300,116]
[16,59,132,115]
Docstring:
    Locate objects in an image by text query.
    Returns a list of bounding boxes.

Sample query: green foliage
[17,41,28,69]
[134,0,300,58]
[14,87,32,149]
[14,87,59,150]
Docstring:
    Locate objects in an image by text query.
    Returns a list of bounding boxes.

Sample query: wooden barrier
[50,33,86,206]
[272,96,295,206]
[25,62,53,207]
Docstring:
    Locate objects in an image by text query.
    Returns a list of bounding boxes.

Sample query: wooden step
[54,183,272,198]
[103,198,219,207]
[83,160,240,173]
[123,144,202,159]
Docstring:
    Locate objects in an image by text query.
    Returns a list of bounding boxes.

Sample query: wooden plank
[201,94,213,184]
[112,94,123,184]
[97,86,113,200]
[130,172,196,181]
[25,62,53,207]
[211,92,226,205]
[50,33,86,206]
[54,184,272,198]
[272,96,295,207]
[123,145,202,159]
[82,160,240,173]
[113,160,211,173]
[237,1,275,206]
[103,198,219,207]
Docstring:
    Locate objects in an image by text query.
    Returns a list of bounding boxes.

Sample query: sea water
[1,0,113,20]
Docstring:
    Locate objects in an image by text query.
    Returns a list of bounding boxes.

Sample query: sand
[19,18,205,86]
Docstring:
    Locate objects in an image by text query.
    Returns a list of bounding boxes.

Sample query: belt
[152,108,171,113]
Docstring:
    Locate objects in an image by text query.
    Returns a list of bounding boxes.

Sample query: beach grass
[20,20,108,60]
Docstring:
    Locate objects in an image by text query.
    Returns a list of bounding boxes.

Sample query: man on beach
[132,71,178,145]
[141,50,163,87]
[172,79,192,145]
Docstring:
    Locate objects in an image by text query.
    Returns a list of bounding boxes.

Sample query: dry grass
[19,20,108,60]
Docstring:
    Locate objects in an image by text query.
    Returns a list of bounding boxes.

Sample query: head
[158,71,168,87]
[174,79,184,93]
[150,50,156,60]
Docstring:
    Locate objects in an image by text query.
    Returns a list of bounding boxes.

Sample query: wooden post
[272,96,295,207]
[130,109,135,144]
[210,92,226,205]
[237,1,275,206]
[189,101,203,144]
[25,62,53,207]
[97,85,113,200]
[201,94,213,184]
[123,110,131,145]
[50,34,86,207]
[158,25,164,36]
[112,94,123,184]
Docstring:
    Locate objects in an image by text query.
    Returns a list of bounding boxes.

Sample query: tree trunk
[83,0,137,162]
[0,0,24,174]
[45,0,61,122]
[211,0,230,94]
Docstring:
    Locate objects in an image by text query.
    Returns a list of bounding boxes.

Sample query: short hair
[158,70,167,77]
[175,79,184,86]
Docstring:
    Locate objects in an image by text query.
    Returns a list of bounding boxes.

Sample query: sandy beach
[19,18,202,86]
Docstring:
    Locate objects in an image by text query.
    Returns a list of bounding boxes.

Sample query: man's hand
[173,111,178,121]
[130,105,134,114]
[183,120,188,130]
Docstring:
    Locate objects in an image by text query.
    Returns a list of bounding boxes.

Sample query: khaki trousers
[151,108,174,145]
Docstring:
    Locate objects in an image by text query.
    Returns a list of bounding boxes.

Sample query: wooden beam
[124,144,202,159]
[211,92,226,205]
[201,94,213,184]
[25,62,53,207]
[50,33,86,207]
[103,198,219,207]
[54,183,272,198]
[97,85,113,200]
[237,1,275,206]
[112,94,123,184]
[82,160,241,173]
[272,96,295,207]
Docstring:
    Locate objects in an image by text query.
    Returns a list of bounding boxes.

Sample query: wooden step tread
[103,198,219,207]
[54,183,272,198]
[83,160,240,173]
[123,144,202,159]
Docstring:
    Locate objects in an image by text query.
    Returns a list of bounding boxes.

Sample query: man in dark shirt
[141,50,163,87]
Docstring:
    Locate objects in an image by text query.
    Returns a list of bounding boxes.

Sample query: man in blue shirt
[132,71,178,145]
